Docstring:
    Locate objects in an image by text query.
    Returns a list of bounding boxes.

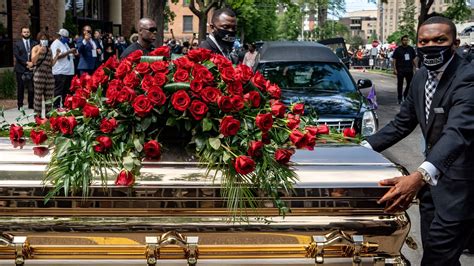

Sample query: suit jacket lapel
[418,70,428,131]
[426,55,459,130]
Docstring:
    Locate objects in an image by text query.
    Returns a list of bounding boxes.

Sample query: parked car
[0,137,409,265]
[255,41,378,136]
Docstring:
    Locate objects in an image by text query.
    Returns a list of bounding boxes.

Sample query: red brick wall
[11,0,30,41]
[122,0,141,37]
[39,0,59,38]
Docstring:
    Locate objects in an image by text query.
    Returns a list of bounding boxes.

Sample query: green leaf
[123,155,134,171]
[133,139,143,152]
[141,117,152,131]
[223,151,232,162]
[202,118,213,132]
[195,136,206,150]
[184,120,192,131]
[209,138,221,150]
[163,82,191,92]
[166,117,176,126]
[140,56,163,62]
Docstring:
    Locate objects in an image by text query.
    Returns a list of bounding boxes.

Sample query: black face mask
[417,45,453,71]
[214,28,236,44]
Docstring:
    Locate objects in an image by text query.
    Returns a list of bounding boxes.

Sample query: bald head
[137,18,157,47]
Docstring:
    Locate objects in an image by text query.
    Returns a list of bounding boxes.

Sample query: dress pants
[15,71,34,109]
[417,185,474,266]
[396,70,413,101]
[53,74,73,108]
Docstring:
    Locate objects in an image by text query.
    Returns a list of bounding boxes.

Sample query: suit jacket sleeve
[366,72,421,152]
[77,38,92,54]
[13,41,27,67]
[425,68,474,174]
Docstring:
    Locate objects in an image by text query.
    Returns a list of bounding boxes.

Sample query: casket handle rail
[0,233,31,266]
[146,231,199,266]
[305,230,378,265]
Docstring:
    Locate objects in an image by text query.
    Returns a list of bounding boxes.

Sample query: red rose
[244,91,261,108]
[317,124,330,134]
[247,140,264,158]
[290,129,306,148]
[211,54,232,68]
[92,68,108,88]
[187,48,212,62]
[235,64,253,83]
[132,95,154,117]
[83,103,100,118]
[115,170,134,186]
[144,140,161,160]
[117,86,137,103]
[218,96,233,113]
[11,139,26,148]
[75,88,91,99]
[149,46,171,57]
[71,95,86,109]
[267,83,281,99]
[115,60,132,79]
[227,81,243,96]
[141,74,156,92]
[49,117,60,131]
[173,68,190,82]
[255,113,273,132]
[94,136,113,153]
[9,124,23,141]
[58,116,77,135]
[188,100,209,120]
[251,71,267,92]
[343,128,357,138]
[192,64,214,84]
[171,90,191,111]
[220,67,235,83]
[173,56,194,70]
[147,87,167,106]
[33,146,49,157]
[124,49,143,63]
[70,76,82,92]
[306,126,319,136]
[100,118,118,133]
[271,101,286,118]
[108,79,122,91]
[220,116,241,137]
[123,72,140,88]
[261,132,271,144]
[35,116,48,126]
[304,132,316,150]
[29,129,47,145]
[153,72,168,87]
[190,80,204,93]
[275,149,294,164]
[286,113,300,130]
[80,73,93,89]
[134,62,151,75]
[201,87,222,103]
[150,60,170,74]
[233,155,256,175]
[292,103,305,115]
[105,87,119,106]
[103,55,119,70]
[231,95,245,112]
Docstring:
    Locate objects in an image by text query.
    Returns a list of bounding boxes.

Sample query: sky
[344,0,377,14]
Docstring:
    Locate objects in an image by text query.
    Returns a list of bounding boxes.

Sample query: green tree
[348,35,364,49]
[62,11,78,37]
[313,20,349,40]
[387,30,404,44]
[189,0,221,42]
[443,0,472,23]
[276,2,303,40]
[398,0,416,43]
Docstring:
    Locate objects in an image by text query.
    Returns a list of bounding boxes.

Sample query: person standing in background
[77,25,98,75]
[30,31,54,117]
[93,30,104,69]
[51,29,76,108]
[243,43,258,68]
[392,35,417,104]
[13,27,37,110]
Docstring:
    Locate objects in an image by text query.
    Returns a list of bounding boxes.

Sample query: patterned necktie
[425,71,438,123]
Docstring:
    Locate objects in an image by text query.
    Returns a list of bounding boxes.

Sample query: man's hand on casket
[377,172,426,213]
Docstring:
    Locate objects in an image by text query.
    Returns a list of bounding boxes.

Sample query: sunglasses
[142,27,158,34]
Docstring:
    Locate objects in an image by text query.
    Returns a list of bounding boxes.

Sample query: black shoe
[397,99,402,104]
[28,105,34,109]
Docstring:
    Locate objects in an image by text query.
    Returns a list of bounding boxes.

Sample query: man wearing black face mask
[199,8,239,64]
[361,16,474,266]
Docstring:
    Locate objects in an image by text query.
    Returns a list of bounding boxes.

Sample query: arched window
[0,0,12,67]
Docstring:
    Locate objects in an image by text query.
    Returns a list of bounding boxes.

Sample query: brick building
[0,0,203,70]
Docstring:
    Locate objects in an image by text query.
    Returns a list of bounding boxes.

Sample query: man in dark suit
[13,27,37,110]
[76,25,98,75]
[363,16,474,265]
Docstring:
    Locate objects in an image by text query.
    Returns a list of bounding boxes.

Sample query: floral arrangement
[7,47,357,216]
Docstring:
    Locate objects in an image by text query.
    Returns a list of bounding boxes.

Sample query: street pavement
[351,69,474,266]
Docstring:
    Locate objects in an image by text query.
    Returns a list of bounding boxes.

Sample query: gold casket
[0,138,409,265]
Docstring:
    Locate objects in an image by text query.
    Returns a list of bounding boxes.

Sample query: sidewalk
[1,107,36,125]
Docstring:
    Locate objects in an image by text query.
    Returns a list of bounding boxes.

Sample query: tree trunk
[197,14,208,42]
[417,0,434,29]
[148,0,166,46]
[189,0,219,43]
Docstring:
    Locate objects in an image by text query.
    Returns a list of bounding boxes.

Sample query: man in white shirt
[51,29,76,108]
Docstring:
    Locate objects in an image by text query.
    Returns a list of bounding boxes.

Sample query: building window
[183,0,190,6]
[29,0,40,38]
[183,15,193,32]
[0,0,12,67]
[68,0,103,20]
